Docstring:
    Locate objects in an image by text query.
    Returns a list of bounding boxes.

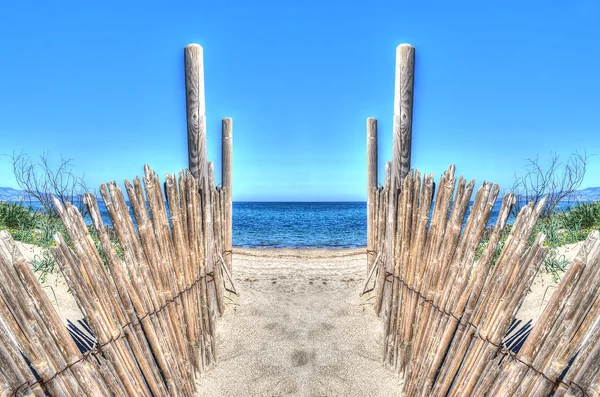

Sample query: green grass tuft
[0,201,121,280]
[477,200,599,281]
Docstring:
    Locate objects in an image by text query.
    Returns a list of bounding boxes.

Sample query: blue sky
[0,1,598,201]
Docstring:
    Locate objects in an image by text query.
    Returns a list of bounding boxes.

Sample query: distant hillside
[0,188,86,203]
[573,187,600,202]
[0,187,31,201]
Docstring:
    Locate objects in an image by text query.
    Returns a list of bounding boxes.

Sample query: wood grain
[392,44,415,186]
[184,43,216,326]
[398,44,415,184]
[184,44,205,182]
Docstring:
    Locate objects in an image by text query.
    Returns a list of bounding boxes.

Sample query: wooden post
[184,44,207,183]
[184,43,216,324]
[222,118,233,274]
[392,43,415,186]
[367,117,378,273]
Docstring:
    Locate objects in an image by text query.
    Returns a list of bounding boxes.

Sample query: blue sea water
[10,199,575,249]
[232,202,366,248]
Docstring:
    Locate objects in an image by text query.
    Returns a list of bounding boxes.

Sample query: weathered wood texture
[184,43,218,319]
[0,230,115,397]
[470,230,600,397]
[367,117,378,273]
[392,44,415,186]
[367,165,600,396]
[0,164,233,396]
[374,162,392,315]
[222,117,233,274]
[184,43,207,183]
[209,162,225,317]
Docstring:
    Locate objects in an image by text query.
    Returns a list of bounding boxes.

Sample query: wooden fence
[0,166,234,396]
[365,43,600,396]
[0,43,234,397]
[365,165,600,396]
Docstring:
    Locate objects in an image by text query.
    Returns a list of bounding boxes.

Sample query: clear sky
[0,0,598,201]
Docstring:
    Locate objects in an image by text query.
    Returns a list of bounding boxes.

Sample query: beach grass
[0,200,122,281]
[475,201,599,282]
[534,201,600,281]
[0,201,63,281]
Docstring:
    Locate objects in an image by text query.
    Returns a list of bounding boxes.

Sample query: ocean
[232,202,366,248]
[11,200,575,249]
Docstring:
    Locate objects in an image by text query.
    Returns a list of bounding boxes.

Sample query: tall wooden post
[184,44,207,183]
[381,43,414,319]
[184,43,217,321]
[392,43,415,187]
[221,118,233,274]
[367,117,378,273]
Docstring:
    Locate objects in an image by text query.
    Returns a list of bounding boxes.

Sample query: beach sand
[195,248,403,397]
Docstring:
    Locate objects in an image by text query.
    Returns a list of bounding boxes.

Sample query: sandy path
[196,248,402,397]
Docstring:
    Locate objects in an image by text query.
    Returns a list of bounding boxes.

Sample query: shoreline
[232,246,366,258]
[233,245,367,250]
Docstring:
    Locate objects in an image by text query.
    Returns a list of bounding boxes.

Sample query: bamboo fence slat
[209,163,225,316]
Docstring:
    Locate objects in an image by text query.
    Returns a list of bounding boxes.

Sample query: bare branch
[511,151,591,219]
[9,151,89,218]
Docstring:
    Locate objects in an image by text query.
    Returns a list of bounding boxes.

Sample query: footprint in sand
[290,349,315,367]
